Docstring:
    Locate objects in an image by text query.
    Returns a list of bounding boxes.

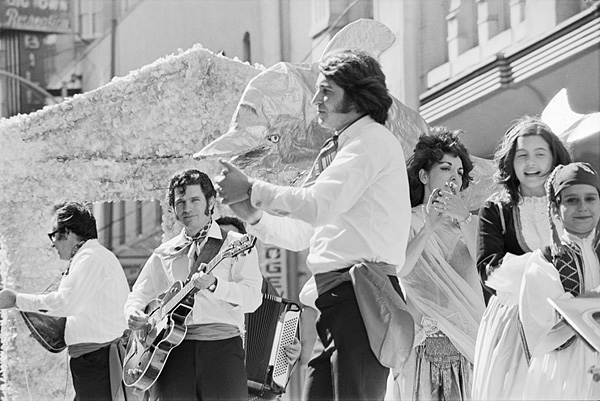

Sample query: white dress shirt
[124,222,262,331]
[16,239,130,345]
[248,115,411,275]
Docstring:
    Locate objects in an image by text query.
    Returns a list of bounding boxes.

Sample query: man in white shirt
[0,201,130,400]
[214,49,411,401]
[125,169,263,400]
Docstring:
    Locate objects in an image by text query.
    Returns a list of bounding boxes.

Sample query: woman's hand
[430,181,470,223]
[424,188,448,231]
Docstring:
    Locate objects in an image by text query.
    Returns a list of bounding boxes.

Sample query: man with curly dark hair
[214,49,413,401]
[125,169,262,400]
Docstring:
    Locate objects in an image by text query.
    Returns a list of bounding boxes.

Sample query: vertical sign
[258,243,288,298]
[18,31,48,114]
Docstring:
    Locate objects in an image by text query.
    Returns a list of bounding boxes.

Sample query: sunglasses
[47,229,63,243]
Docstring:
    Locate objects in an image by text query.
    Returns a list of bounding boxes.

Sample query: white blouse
[519,196,551,252]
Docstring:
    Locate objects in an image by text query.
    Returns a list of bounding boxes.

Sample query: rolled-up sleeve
[211,241,262,313]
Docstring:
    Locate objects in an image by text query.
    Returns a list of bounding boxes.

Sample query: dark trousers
[156,337,248,401]
[70,345,112,401]
[303,278,404,401]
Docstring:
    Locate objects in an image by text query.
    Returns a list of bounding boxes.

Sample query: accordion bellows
[245,281,301,400]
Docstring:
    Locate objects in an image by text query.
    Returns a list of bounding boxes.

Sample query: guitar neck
[160,255,224,318]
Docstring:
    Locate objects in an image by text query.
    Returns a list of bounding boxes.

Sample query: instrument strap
[186,228,227,280]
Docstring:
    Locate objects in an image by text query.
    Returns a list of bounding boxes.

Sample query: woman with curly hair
[471,116,571,400]
[399,127,485,400]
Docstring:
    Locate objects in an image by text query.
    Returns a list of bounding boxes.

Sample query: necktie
[301,134,339,187]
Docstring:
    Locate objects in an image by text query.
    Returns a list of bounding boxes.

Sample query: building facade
[1,0,598,398]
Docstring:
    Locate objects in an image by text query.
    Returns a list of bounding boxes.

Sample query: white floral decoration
[0,44,263,400]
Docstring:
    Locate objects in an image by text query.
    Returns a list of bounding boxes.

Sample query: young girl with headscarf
[520,162,600,400]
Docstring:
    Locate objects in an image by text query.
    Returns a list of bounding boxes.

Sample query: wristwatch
[458,213,473,225]
[208,278,218,292]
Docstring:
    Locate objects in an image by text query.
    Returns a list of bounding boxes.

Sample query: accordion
[245,292,301,400]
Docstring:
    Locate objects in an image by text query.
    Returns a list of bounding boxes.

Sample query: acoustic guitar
[20,311,67,353]
[122,234,257,391]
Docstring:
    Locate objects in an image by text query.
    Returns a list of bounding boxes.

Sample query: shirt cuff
[250,179,277,209]
[16,293,40,312]
[246,212,276,238]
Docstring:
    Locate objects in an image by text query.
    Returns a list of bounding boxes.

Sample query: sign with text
[18,31,49,113]
[258,243,288,298]
[1,0,73,34]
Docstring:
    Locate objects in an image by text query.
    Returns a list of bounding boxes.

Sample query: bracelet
[458,213,472,225]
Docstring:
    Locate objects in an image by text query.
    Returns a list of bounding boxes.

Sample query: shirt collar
[336,115,375,148]
[563,228,597,246]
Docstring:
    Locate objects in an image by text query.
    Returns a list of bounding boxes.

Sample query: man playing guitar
[125,169,263,400]
[0,202,131,400]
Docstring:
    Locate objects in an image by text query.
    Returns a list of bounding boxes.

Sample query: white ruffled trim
[485,253,532,306]
[519,196,551,251]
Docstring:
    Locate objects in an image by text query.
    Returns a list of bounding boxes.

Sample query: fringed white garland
[0,44,263,400]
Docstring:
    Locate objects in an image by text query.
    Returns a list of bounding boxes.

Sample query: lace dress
[472,196,550,400]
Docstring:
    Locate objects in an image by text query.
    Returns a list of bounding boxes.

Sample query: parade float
[0,17,561,400]
[0,44,262,400]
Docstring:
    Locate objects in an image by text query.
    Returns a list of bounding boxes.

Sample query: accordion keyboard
[245,293,301,400]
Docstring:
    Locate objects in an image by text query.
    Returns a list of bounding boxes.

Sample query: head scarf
[552,162,600,196]
[547,162,600,256]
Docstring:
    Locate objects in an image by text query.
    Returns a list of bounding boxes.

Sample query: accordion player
[245,278,302,400]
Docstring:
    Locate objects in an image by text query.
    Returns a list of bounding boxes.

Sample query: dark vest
[539,233,600,351]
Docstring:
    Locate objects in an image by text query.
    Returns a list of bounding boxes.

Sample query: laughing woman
[399,127,486,400]
[471,116,571,400]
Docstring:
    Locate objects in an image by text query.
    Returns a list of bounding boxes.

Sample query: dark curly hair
[494,115,571,206]
[318,49,393,125]
[406,127,474,207]
[167,169,216,214]
[52,202,98,240]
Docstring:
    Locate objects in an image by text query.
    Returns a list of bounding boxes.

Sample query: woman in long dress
[471,116,571,400]
[520,162,600,400]
[399,127,486,400]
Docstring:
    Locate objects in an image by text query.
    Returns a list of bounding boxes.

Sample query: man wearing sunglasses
[0,201,130,400]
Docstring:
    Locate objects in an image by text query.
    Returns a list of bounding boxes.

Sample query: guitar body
[122,281,194,391]
[20,311,67,353]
